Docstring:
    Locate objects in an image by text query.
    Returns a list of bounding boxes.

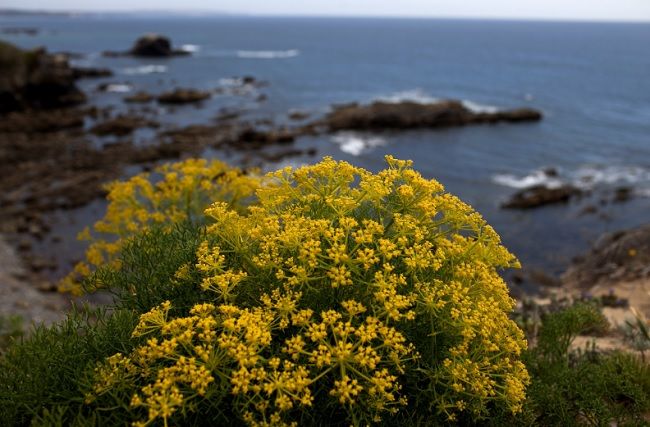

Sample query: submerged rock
[90,115,159,136]
[0,41,86,113]
[613,186,633,203]
[124,91,154,103]
[71,66,113,79]
[323,100,542,131]
[501,184,582,209]
[157,88,210,104]
[237,126,296,146]
[288,110,310,121]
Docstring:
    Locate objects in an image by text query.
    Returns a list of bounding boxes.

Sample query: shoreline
[0,37,647,342]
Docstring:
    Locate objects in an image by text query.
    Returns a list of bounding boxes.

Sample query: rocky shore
[1,35,645,351]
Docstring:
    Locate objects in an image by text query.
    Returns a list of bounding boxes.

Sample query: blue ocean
[2,14,649,281]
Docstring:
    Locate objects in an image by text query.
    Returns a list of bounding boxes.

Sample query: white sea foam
[103,83,132,93]
[636,187,650,198]
[377,90,500,113]
[217,77,241,86]
[377,89,440,104]
[461,100,499,113]
[122,65,168,75]
[236,49,299,59]
[572,165,650,188]
[331,133,387,156]
[493,164,650,193]
[180,44,200,53]
[493,170,564,189]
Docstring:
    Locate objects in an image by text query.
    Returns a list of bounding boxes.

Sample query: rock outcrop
[502,185,582,209]
[103,34,190,57]
[0,41,86,113]
[90,115,159,136]
[322,100,542,131]
[157,88,210,104]
[563,225,650,289]
[71,66,113,79]
[124,91,154,103]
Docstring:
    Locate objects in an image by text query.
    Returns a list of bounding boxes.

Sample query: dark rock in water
[90,115,159,136]
[124,91,154,103]
[238,126,296,146]
[542,167,559,177]
[0,41,86,113]
[72,66,113,79]
[501,184,581,209]
[322,100,542,131]
[129,34,190,57]
[102,34,190,57]
[613,186,633,203]
[242,75,256,85]
[288,110,310,121]
[485,108,543,123]
[157,88,210,104]
[563,224,650,289]
[131,34,172,56]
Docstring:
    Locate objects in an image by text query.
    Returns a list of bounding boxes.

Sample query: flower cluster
[86,156,529,425]
[60,159,259,295]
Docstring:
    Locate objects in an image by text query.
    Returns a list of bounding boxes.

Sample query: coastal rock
[613,186,633,203]
[0,41,86,113]
[563,224,650,289]
[90,115,159,136]
[501,185,582,209]
[71,66,113,79]
[0,108,84,133]
[130,34,172,56]
[322,100,542,131]
[288,110,310,121]
[157,88,211,104]
[237,126,296,146]
[102,34,190,57]
[123,91,154,103]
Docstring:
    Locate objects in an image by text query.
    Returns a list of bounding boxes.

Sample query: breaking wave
[236,49,299,59]
[331,133,387,156]
[122,65,167,75]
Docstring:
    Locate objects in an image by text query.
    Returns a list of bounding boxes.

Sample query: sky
[4,0,650,22]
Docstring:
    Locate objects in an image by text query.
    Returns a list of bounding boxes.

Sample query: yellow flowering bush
[85,156,529,425]
[60,158,259,294]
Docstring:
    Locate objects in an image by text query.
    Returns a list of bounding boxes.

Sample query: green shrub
[75,156,528,426]
[0,315,23,353]
[523,303,650,426]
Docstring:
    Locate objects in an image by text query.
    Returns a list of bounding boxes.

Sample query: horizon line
[1,7,650,24]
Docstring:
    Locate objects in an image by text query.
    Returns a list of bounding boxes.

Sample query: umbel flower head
[87,156,529,426]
